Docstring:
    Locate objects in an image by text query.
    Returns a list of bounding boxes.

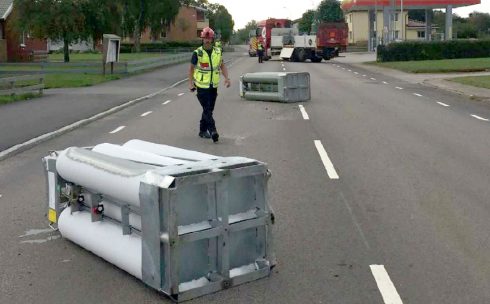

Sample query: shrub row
[377,39,490,62]
[121,41,202,53]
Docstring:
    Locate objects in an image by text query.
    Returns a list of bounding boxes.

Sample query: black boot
[210,131,219,143]
[199,130,211,138]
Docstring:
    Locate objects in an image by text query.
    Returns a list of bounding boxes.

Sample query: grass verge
[0,93,40,105]
[448,75,490,90]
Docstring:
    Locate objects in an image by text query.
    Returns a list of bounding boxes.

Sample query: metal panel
[240,72,310,102]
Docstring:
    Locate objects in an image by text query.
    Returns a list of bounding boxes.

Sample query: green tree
[13,0,86,62]
[81,0,123,49]
[231,20,257,44]
[207,4,234,42]
[122,0,180,52]
[468,12,490,38]
[316,0,344,23]
[299,10,315,34]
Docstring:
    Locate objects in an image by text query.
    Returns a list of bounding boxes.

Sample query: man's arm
[220,61,230,88]
[188,64,196,91]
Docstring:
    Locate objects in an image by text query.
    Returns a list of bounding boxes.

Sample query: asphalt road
[1,48,489,303]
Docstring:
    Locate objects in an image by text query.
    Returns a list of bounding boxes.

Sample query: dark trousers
[197,87,218,133]
[258,50,264,63]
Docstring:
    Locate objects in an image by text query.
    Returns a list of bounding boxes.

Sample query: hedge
[377,39,490,62]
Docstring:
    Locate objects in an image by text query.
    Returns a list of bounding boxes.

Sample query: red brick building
[0,0,47,62]
[140,5,209,43]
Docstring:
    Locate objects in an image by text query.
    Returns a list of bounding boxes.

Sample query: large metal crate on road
[42,140,275,302]
[240,72,310,102]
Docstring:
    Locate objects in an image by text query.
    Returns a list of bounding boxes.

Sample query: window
[417,31,425,38]
[349,31,352,40]
[197,30,202,38]
[349,14,352,23]
[394,30,399,39]
[196,11,205,22]
[394,13,399,22]
[160,28,167,38]
[0,24,3,39]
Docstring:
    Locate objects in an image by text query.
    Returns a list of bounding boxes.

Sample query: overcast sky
[208,0,490,30]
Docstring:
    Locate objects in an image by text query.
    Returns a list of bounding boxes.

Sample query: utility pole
[401,0,404,40]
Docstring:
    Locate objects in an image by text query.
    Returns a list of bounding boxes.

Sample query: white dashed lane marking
[395,87,403,90]
[178,93,185,96]
[370,78,376,81]
[437,102,450,107]
[109,126,125,134]
[471,114,489,121]
[413,93,423,97]
[370,265,404,304]
[382,81,388,84]
[298,105,309,120]
[314,140,339,179]
[163,100,172,105]
[141,111,153,117]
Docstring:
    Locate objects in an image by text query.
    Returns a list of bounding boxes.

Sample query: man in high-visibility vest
[188,27,231,143]
[257,42,264,63]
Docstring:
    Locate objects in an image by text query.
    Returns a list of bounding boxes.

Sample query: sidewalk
[332,52,490,100]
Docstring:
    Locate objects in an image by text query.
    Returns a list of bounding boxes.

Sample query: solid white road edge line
[370,265,404,304]
[109,126,125,134]
[140,111,152,117]
[471,114,489,121]
[298,105,309,120]
[314,140,339,179]
[437,101,450,107]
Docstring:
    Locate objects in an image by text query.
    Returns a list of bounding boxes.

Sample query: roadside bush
[377,39,490,62]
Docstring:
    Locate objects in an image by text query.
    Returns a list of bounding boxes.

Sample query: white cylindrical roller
[56,147,153,206]
[58,209,142,279]
[93,143,189,167]
[102,200,142,231]
[123,139,218,161]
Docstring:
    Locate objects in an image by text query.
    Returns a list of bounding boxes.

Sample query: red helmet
[200,27,215,39]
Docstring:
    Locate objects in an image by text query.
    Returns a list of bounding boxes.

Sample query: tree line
[12,0,234,62]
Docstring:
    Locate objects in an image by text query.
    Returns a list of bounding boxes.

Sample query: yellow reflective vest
[193,46,222,89]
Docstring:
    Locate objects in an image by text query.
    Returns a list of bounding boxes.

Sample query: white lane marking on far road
[382,81,388,84]
[314,140,339,179]
[109,126,125,134]
[395,87,403,90]
[370,265,404,304]
[363,75,367,77]
[178,93,185,96]
[471,114,489,121]
[370,78,376,80]
[413,93,423,97]
[163,99,172,105]
[283,68,286,71]
[298,105,309,120]
[141,111,153,117]
[437,102,450,107]
[354,72,359,75]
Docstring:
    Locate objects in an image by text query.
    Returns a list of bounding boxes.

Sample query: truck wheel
[311,56,322,63]
[297,48,306,62]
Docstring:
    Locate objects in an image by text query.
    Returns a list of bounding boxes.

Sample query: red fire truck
[248,18,292,60]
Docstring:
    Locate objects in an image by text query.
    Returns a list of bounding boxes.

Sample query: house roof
[0,0,13,20]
